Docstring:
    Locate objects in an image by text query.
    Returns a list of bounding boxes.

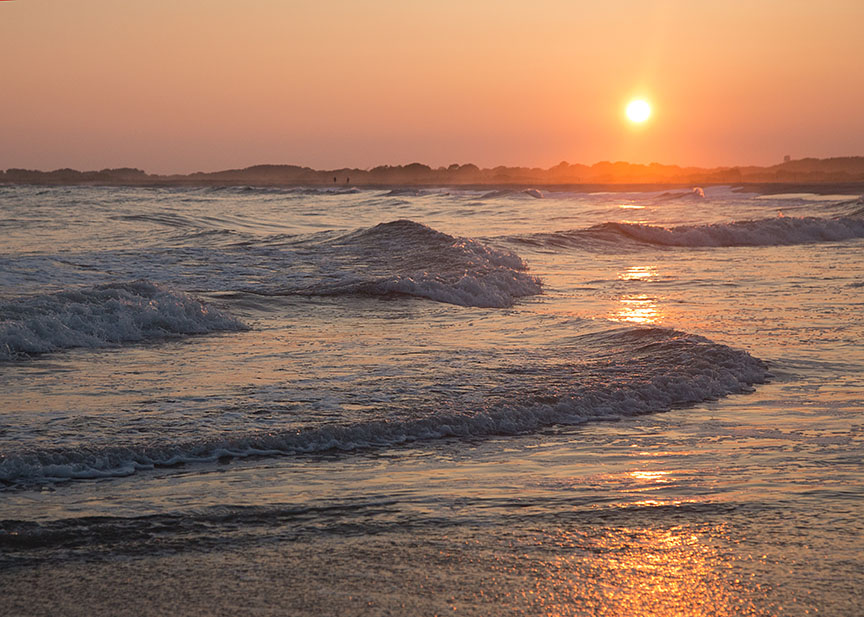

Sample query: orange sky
[2,0,863,173]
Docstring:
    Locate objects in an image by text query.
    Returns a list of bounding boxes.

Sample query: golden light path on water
[612,294,661,325]
[618,265,658,282]
[529,525,758,617]
[610,264,662,325]
[437,453,777,616]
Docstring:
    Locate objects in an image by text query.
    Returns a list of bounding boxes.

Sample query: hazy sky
[2,0,863,173]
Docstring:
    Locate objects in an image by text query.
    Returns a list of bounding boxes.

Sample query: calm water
[1,185,862,616]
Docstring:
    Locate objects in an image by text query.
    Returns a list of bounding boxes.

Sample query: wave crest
[603,216,864,247]
[279,220,542,308]
[515,215,864,251]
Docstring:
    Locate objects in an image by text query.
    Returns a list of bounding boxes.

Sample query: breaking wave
[0,281,246,361]
[480,189,544,199]
[513,215,864,251]
[0,326,767,488]
[267,220,542,308]
[604,216,864,247]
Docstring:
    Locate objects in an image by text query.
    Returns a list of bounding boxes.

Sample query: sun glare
[626,99,652,123]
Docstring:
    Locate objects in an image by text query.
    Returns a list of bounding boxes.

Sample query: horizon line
[6,154,864,176]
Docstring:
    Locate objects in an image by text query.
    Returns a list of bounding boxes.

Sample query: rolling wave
[201,185,361,196]
[0,281,246,361]
[513,215,864,251]
[480,188,544,199]
[383,188,427,197]
[270,220,542,308]
[0,326,767,488]
[604,216,864,247]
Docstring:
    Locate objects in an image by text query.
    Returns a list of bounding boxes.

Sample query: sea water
[0,185,862,615]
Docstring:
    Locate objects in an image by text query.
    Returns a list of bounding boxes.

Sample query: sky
[1,0,863,174]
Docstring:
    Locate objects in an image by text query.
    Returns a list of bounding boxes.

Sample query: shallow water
[1,185,862,615]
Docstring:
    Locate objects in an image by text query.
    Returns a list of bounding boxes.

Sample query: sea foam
[603,216,864,247]
[519,215,864,251]
[0,280,246,361]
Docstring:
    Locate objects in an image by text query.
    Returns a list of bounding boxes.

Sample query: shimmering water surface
[1,185,862,616]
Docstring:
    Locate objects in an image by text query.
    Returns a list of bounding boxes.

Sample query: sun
[626,99,651,123]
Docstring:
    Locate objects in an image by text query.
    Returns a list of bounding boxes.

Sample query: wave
[0,326,767,488]
[110,212,204,229]
[295,187,362,195]
[0,501,401,554]
[0,281,247,361]
[270,220,542,308]
[655,187,705,201]
[513,215,864,251]
[383,188,427,197]
[823,197,864,218]
[195,185,363,197]
[601,216,864,247]
[847,204,864,218]
[480,189,544,199]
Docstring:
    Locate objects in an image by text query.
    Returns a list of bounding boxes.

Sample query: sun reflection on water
[612,294,660,325]
[629,470,672,483]
[611,264,663,325]
[619,265,658,281]
[529,522,763,617]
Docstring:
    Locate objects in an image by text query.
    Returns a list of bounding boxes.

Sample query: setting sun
[626,99,652,123]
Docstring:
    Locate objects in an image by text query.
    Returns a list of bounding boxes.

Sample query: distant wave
[0,326,767,487]
[848,205,864,218]
[599,216,864,247]
[267,220,542,308]
[830,198,864,218]
[480,189,544,199]
[383,188,427,197]
[0,281,246,361]
[202,185,361,196]
[512,215,864,251]
[654,187,705,201]
[294,187,361,195]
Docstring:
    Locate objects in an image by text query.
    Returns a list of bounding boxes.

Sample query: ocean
[1,184,862,616]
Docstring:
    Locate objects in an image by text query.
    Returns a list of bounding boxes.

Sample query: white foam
[606,216,864,247]
[0,280,247,361]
